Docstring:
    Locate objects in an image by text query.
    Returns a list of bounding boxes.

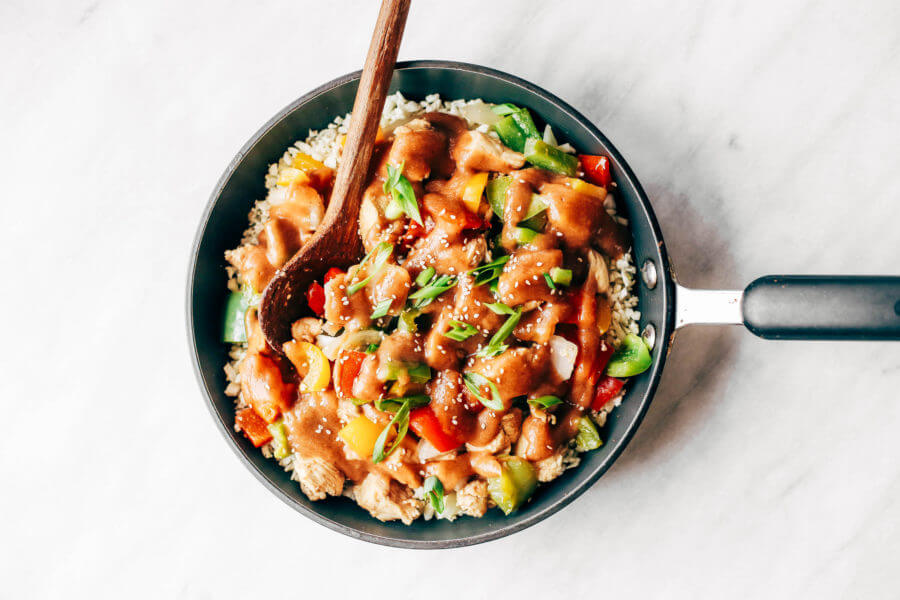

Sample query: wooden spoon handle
[327,0,411,233]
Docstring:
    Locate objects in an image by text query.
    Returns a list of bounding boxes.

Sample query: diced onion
[315,334,343,361]
[549,335,578,380]
[460,100,501,127]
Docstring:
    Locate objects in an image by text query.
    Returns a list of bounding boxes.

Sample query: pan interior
[187,61,674,548]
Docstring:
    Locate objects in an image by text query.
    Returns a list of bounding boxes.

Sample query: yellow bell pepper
[339,127,385,148]
[291,152,327,172]
[339,416,385,458]
[462,172,489,213]
[276,167,310,187]
[565,177,607,199]
[283,341,331,392]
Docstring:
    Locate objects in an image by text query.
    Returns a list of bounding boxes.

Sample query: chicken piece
[225,244,274,294]
[466,345,552,406]
[245,309,267,354]
[290,317,323,343]
[240,351,293,423]
[323,272,372,332]
[540,182,628,257]
[359,183,405,253]
[423,453,474,492]
[354,472,423,525]
[456,478,489,517]
[386,119,448,182]
[496,248,563,306]
[513,300,570,344]
[453,130,525,173]
[291,456,344,501]
[427,369,476,440]
[405,230,487,275]
[336,397,361,425]
[516,413,555,461]
[366,263,411,316]
[352,331,424,403]
[465,408,522,454]
[533,451,566,483]
[468,452,503,479]
[375,438,422,490]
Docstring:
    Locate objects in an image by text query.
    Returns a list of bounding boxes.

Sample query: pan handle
[676,276,900,340]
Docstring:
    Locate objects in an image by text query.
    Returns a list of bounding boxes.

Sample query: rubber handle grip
[743,275,900,340]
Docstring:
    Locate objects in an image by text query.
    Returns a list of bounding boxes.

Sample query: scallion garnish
[476,307,522,358]
[409,273,457,308]
[463,372,504,411]
[468,255,509,287]
[424,475,445,514]
[415,267,435,287]
[372,399,411,463]
[443,320,478,342]
[346,242,393,296]
[374,394,430,413]
[364,343,380,354]
[383,162,423,226]
[544,272,557,291]
[370,299,392,319]
[485,301,516,315]
[528,395,562,409]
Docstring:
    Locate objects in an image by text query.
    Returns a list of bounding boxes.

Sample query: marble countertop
[2,0,898,597]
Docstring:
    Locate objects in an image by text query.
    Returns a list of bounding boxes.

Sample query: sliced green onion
[513,226,539,245]
[364,343,380,354]
[383,162,423,225]
[351,397,370,406]
[410,274,457,308]
[463,372,504,411]
[372,399,411,463]
[543,272,557,291]
[384,199,404,220]
[424,475,445,514]
[346,242,393,296]
[370,299,392,319]
[550,267,572,286]
[485,302,516,315]
[444,320,478,342]
[415,267,435,287]
[374,394,430,413]
[383,361,432,384]
[528,395,562,409]
[397,309,420,333]
[477,307,522,358]
[468,255,510,287]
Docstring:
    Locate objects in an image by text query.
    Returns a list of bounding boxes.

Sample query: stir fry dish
[222,94,652,523]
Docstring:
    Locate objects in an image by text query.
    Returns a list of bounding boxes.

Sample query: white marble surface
[2,0,898,597]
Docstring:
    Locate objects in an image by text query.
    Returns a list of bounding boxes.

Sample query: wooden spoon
[259,0,411,352]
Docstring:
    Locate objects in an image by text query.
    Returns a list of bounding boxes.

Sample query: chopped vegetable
[415,267,435,287]
[519,193,548,231]
[469,255,509,286]
[283,341,331,392]
[397,309,420,332]
[235,408,273,447]
[578,154,613,187]
[324,267,344,283]
[305,281,326,316]
[596,294,612,334]
[375,395,430,413]
[523,138,579,176]
[476,307,522,358]
[564,177,606,198]
[605,334,652,377]
[549,267,572,286]
[409,273,457,308]
[346,242,393,296]
[268,420,291,459]
[463,372,504,410]
[486,176,512,217]
[382,361,432,384]
[372,399,412,463]
[409,406,462,453]
[424,475,445,514]
[513,226,539,245]
[591,375,625,411]
[370,299,392,319]
[529,395,562,409]
[462,172,489,213]
[494,115,528,153]
[487,457,538,514]
[222,286,259,343]
[549,334,578,380]
[574,416,602,452]
[485,301,516,315]
[334,350,366,399]
[365,343,379,354]
[383,161,423,225]
[339,415,383,458]
[291,152,328,173]
[444,320,478,342]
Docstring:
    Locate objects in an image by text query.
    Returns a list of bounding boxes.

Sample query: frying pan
[186,60,900,548]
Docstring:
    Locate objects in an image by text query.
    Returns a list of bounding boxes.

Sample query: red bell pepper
[578,154,613,187]
[235,408,273,447]
[591,375,625,411]
[409,406,463,453]
[334,350,366,400]
[460,210,489,231]
[305,281,325,316]
[324,267,343,284]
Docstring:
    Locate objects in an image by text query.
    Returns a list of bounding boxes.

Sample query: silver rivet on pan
[642,323,656,350]
[641,260,657,289]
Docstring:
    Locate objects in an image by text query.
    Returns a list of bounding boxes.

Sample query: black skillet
[186,61,900,549]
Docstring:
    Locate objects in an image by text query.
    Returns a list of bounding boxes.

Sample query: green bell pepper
[486,176,512,218]
[523,138,579,176]
[519,193,548,231]
[493,106,540,153]
[222,285,260,343]
[268,420,291,460]
[513,226,539,245]
[488,457,538,515]
[605,333,653,377]
[574,416,602,452]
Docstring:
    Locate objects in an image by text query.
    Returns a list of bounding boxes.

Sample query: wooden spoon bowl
[259,0,410,351]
